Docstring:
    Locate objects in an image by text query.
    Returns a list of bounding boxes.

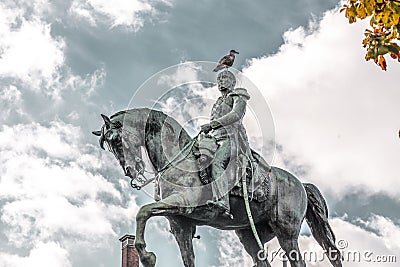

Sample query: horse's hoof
[142,251,156,267]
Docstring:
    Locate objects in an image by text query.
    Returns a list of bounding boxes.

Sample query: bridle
[123,128,199,191]
[103,120,201,191]
[128,133,199,191]
[103,125,159,190]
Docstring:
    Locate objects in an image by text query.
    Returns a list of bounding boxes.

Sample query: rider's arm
[210,95,247,129]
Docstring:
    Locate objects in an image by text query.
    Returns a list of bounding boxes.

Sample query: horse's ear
[101,114,111,128]
[92,130,101,136]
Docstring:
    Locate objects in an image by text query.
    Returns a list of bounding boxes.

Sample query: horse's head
[92,114,145,181]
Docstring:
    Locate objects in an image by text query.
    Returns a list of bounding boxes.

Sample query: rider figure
[201,70,251,217]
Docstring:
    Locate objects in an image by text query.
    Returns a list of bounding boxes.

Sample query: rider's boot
[207,170,233,219]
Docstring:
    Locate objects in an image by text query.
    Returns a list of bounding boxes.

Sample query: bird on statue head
[213,49,239,72]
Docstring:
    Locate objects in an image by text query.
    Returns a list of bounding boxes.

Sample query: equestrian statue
[92,70,342,267]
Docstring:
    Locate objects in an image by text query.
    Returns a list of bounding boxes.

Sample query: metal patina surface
[92,72,342,267]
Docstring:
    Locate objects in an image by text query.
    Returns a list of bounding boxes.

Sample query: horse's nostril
[125,165,133,177]
[125,166,130,175]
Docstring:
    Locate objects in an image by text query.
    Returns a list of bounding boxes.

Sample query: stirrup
[206,200,233,219]
[222,210,234,220]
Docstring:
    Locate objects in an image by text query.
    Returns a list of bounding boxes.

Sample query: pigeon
[213,49,239,72]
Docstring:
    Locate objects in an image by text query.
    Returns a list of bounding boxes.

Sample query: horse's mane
[110,110,128,119]
[110,108,151,120]
[110,108,192,170]
[110,108,188,139]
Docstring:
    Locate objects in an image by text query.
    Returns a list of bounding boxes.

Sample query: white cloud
[0,121,81,159]
[214,230,252,267]
[296,217,400,267]
[243,8,400,197]
[54,66,106,99]
[0,1,106,100]
[361,215,400,251]
[0,3,65,90]
[1,0,52,17]
[157,63,203,88]
[0,85,25,120]
[0,121,139,264]
[0,242,71,267]
[70,0,173,31]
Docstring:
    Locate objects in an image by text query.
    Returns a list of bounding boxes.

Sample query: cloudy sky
[1,0,399,266]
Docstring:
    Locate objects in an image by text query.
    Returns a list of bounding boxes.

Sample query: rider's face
[218,74,234,91]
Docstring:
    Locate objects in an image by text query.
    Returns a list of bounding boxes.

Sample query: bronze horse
[92,108,342,267]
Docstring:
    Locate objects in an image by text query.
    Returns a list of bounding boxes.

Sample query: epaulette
[228,88,250,100]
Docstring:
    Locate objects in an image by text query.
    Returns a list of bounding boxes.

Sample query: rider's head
[217,70,236,91]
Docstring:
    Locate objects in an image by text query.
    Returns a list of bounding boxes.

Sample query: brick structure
[119,234,139,267]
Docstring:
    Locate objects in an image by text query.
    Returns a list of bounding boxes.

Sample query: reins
[129,132,200,190]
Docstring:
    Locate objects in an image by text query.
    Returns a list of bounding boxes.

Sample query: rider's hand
[210,120,222,129]
[200,123,212,134]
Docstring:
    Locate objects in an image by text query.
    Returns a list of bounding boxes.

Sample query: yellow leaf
[374,12,384,23]
[357,3,367,19]
[381,6,393,25]
[392,13,400,26]
[378,55,387,70]
[365,0,375,16]
[346,5,357,18]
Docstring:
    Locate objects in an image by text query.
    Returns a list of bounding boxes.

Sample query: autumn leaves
[341,0,400,70]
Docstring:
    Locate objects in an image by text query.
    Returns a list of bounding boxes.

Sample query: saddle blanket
[194,143,271,203]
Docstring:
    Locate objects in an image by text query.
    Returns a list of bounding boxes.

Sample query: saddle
[192,134,271,202]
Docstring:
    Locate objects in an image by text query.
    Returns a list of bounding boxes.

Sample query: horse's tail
[303,183,342,267]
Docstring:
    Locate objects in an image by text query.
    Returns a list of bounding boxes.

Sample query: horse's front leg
[134,200,180,267]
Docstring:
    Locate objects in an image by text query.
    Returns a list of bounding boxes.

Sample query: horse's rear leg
[271,212,306,266]
[271,220,306,267]
[275,236,306,267]
[235,222,274,267]
[134,200,181,267]
[168,217,196,267]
